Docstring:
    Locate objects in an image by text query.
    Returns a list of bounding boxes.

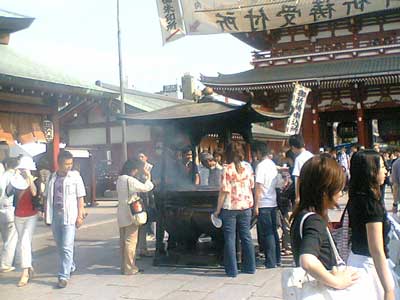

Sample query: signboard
[174,0,400,36]
[156,0,186,44]
[43,120,54,143]
[285,83,311,135]
[163,84,178,93]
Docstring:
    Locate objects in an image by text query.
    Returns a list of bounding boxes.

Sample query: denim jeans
[52,210,76,280]
[220,208,256,277]
[258,207,281,268]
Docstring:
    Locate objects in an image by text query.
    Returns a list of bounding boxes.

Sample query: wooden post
[90,153,96,205]
[117,0,128,162]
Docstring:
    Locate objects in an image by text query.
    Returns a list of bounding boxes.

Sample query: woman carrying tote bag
[347,150,399,300]
[116,159,154,275]
[289,156,359,293]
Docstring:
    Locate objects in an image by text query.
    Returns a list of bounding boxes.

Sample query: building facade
[202,8,400,153]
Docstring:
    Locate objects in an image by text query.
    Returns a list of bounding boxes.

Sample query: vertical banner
[156,0,186,45]
[285,83,311,135]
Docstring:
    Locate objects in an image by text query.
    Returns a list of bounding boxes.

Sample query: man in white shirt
[45,151,86,288]
[0,157,18,272]
[289,134,314,204]
[392,157,400,213]
[254,143,281,268]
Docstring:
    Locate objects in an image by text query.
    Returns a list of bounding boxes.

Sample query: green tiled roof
[0,9,34,33]
[201,54,400,88]
[0,45,116,97]
[97,82,193,112]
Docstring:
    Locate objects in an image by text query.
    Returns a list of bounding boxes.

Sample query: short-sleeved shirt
[348,192,390,258]
[255,158,278,208]
[220,162,254,210]
[15,189,37,218]
[290,211,336,270]
[45,170,86,225]
[198,164,209,186]
[292,150,314,177]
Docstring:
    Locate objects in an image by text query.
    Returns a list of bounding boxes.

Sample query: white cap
[16,156,36,171]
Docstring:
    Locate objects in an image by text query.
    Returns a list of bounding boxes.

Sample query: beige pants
[119,223,139,275]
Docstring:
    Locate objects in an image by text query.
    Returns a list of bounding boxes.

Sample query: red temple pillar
[52,116,60,171]
[302,108,314,152]
[311,108,321,153]
[311,92,321,153]
[356,102,366,147]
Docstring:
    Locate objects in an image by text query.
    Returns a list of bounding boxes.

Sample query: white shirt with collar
[255,158,278,208]
[292,150,314,177]
[45,170,86,225]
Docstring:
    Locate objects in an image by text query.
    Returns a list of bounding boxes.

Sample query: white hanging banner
[285,83,311,135]
[180,0,400,35]
[156,0,186,44]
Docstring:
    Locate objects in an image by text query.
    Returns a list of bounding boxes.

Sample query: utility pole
[117,0,127,161]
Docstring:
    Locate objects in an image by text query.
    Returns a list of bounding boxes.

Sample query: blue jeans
[258,207,281,268]
[52,210,76,280]
[220,208,256,277]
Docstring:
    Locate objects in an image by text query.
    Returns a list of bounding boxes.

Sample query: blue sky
[2,0,254,93]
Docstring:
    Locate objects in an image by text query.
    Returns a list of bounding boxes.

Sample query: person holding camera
[7,156,38,287]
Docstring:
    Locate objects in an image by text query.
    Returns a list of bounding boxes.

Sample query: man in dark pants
[254,143,281,268]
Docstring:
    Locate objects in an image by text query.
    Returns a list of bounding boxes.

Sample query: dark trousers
[258,207,281,268]
[220,208,256,277]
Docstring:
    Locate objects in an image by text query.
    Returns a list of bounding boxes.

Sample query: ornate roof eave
[0,9,34,34]
[202,73,400,92]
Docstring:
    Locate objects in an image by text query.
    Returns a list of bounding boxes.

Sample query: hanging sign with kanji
[179,0,400,35]
[285,83,311,135]
[156,0,186,44]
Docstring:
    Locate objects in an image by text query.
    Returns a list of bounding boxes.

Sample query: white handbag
[282,212,346,300]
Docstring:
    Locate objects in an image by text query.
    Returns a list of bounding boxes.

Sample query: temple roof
[0,9,34,34]
[0,45,116,97]
[252,124,288,141]
[96,81,192,112]
[118,101,288,124]
[118,101,289,144]
[201,54,400,91]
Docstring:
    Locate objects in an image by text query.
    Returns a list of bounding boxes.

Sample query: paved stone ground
[0,188,396,300]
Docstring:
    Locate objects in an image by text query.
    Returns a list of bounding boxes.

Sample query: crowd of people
[1,136,400,298]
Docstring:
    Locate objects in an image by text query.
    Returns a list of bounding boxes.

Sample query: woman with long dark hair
[213,143,256,277]
[347,150,398,300]
[116,159,154,275]
[290,155,358,290]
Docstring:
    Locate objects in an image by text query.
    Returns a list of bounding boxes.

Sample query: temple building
[201,7,400,152]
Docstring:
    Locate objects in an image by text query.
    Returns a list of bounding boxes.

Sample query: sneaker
[0,266,16,273]
[58,278,68,288]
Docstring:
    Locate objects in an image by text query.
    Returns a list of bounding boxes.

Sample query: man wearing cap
[0,157,19,273]
[45,151,86,288]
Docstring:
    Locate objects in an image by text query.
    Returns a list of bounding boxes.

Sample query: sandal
[17,274,30,287]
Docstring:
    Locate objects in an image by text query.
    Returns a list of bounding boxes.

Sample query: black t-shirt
[290,210,337,270]
[348,192,390,258]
